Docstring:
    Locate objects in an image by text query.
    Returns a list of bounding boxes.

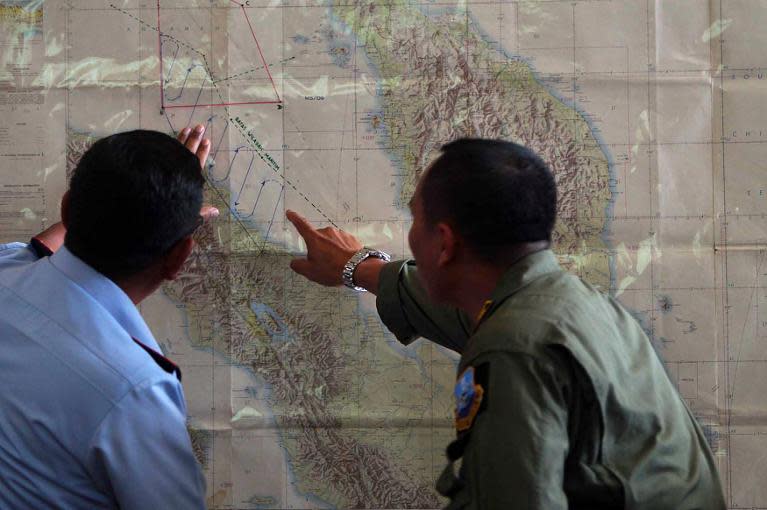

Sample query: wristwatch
[342,247,391,291]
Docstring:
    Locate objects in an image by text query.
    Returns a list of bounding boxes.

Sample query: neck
[453,242,549,322]
[114,270,163,305]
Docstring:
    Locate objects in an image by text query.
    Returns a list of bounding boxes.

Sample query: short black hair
[65,130,204,280]
[418,138,556,260]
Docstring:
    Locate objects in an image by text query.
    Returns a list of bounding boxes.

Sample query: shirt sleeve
[0,242,39,271]
[458,352,570,509]
[376,259,472,353]
[85,378,206,510]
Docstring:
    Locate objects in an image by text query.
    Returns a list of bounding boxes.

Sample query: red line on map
[157,0,164,109]
[156,0,282,109]
[164,100,282,109]
[233,0,281,102]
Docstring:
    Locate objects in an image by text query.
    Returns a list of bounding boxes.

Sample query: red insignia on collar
[132,337,182,381]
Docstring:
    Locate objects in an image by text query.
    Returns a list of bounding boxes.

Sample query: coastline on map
[141,291,333,509]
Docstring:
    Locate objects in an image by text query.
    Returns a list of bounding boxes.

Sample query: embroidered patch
[454,366,485,432]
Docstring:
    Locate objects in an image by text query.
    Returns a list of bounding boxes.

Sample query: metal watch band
[341,247,391,292]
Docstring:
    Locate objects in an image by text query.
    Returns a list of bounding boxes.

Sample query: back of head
[420,138,557,261]
[65,130,204,280]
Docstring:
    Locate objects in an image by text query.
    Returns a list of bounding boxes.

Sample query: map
[1,0,765,507]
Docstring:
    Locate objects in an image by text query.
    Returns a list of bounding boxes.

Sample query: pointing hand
[286,210,362,287]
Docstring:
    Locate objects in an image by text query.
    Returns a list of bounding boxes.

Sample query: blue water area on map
[250,302,290,343]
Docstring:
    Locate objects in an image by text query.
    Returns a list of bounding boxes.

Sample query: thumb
[289,258,312,277]
[200,205,220,221]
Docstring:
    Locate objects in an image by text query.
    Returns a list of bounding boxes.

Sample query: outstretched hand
[177,124,218,221]
[286,210,362,287]
[177,124,211,169]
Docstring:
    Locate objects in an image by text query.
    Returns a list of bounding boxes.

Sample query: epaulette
[131,337,182,381]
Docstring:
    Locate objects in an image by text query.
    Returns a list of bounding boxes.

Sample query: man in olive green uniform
[286,139,725,509]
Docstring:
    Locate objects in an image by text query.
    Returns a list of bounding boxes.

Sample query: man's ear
[436,222,457,267]
[61,190,70,228]
[162,237,194,281]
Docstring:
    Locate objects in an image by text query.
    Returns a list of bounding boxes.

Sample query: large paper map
[1,0,765,507]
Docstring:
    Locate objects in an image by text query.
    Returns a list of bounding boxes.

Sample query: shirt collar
[48,246,159,350]
[474,249,561,328]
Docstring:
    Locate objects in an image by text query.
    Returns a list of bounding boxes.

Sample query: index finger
[286,210,317,244]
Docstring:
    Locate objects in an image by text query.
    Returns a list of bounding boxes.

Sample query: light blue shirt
[0,243,206,509]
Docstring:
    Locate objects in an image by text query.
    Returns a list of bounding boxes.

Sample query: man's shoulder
[0,276,183,470]
[495,269,620,329]
[0,242,39,272]
[467,270,642,364]
[0,260,179,402]
[515,268,607,308]
[470,273,588,347]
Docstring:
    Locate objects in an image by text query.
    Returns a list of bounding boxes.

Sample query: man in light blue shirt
[0,126,217,509]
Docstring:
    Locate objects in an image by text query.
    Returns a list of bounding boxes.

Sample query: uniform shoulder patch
[454,365,486,432]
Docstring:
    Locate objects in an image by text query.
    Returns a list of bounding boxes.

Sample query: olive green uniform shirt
[376,250,725,509]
